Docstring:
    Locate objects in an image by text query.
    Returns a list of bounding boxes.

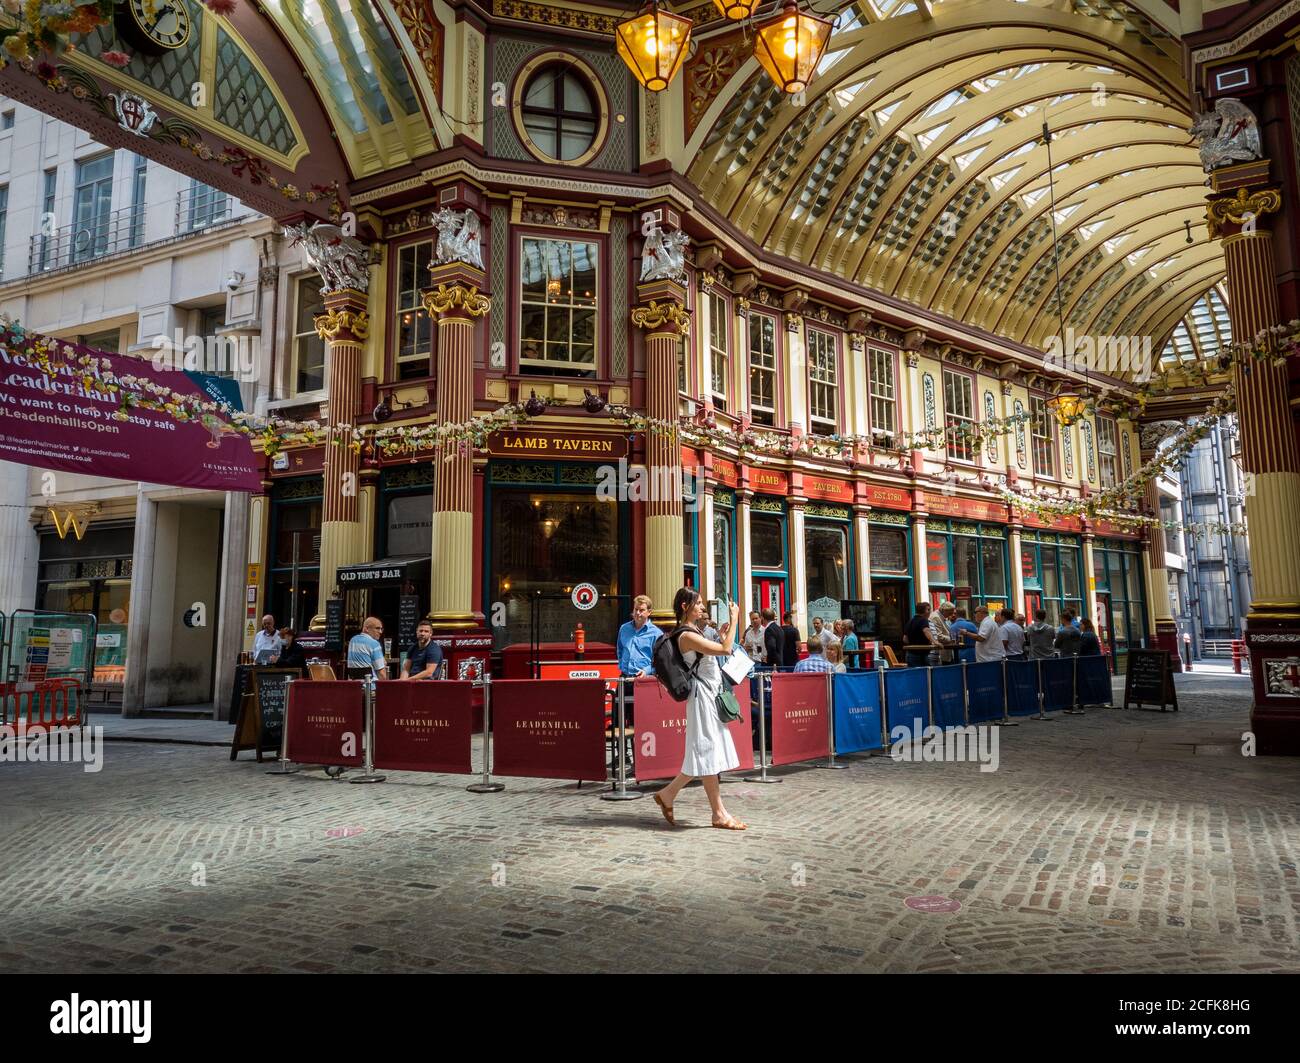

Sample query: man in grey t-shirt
[1026,609,1056,659]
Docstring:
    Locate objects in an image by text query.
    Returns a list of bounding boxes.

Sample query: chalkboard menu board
[398,595,421,651]
[227,664,253,724]
[1123,649,1178,712]
[229,667,298,761]
[324,598,344,651]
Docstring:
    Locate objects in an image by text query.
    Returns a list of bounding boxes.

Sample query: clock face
[125,0,193,51]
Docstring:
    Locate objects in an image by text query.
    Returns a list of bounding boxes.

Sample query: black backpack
[652,625,702,703]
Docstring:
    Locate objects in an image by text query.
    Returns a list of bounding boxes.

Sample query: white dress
[680,648,740,777]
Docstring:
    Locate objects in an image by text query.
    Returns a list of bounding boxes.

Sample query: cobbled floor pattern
[1,673,1298,973]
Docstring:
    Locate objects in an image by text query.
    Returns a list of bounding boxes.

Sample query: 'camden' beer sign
[487,429,628,460]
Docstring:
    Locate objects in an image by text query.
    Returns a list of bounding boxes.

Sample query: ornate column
[737,488,754,614]
[632,281,690,626]
[422,262,491,630]
[244,489,270,648]
[853,504,873,600]
[1139,420,1181,664]
[314,290,370,613]
[1081,529,1100,634]
[789,497,809,636]
[1009,520,1025,616]
[1206,174,1300,751]
[912,507,929,606]
[699,486,716,602]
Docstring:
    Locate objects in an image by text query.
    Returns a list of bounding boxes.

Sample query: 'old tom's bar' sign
[487,430,628,460]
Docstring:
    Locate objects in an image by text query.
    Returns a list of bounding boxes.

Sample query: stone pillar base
[1246,614,1300,755]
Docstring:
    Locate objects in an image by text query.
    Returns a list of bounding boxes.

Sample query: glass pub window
[708,290,729,412]
[807,327,838,435]
[1030,396,1055,477]
[943,369,975,461]
[520,65,599,162]
[294,275,327,393]
[749,314,777,426]
[868,347,896,438]
[519,237,597,376]
[395,241,433,380]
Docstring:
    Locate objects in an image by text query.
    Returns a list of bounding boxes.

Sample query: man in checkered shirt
[793,638,836,673]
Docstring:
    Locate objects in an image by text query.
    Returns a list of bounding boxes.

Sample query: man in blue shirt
[794,639,836,673]
[347,616,387,679]
[617,595,661,678]
[401,620,444,680]
[950,608,979,658]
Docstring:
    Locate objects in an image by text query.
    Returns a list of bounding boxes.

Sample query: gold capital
[423,283,492,318]
[314,307,370,341]
[1206,186,1281,238]
[630,299,690,336]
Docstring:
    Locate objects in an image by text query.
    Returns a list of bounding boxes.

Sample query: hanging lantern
[616,2,693,93]
[754,0,833,95]
[712,0,759,20]
[1046,393,1087,428]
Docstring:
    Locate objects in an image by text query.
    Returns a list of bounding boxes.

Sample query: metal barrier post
[999,658,1019,726]
[602,678,643,801]
[1031,657,1053,721]
[961,661,970,727]
[743,669,781,783]
[265,676,301,776]
[816,670,848,770]
[1065,656,1086,714]
[467,676,505,793]
[349,674,386,783]
[870,666,894,759]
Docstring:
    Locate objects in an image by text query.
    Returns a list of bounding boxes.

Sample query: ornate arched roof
[1161,285,1233,367]
[685,0,1220,361]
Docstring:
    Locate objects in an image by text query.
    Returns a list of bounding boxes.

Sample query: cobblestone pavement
[1,673,1297,973]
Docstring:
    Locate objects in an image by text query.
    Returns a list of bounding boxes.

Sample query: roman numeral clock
[116,0,193,54]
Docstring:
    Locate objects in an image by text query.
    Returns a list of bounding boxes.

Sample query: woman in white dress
[652,588,746,831]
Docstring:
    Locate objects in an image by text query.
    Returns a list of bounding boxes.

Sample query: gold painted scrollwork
[630,300,690,336]
[1206,186,1282,238]
[314,308,371,341]
[422,283,492,318]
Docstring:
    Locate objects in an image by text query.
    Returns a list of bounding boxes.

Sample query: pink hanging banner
[0,325,260,492]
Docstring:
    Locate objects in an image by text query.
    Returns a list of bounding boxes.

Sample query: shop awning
[336,556,430,589]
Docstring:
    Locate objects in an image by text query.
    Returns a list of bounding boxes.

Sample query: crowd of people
[904,601,1103,667]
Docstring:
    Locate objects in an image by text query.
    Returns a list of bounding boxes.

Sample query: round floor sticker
[571,583,599,610]
[904,895,961,914]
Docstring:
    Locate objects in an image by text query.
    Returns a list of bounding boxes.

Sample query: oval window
[520,64,600,163]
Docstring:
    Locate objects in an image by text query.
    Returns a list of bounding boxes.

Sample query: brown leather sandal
[653,793,677,826]
[712,817,747,831]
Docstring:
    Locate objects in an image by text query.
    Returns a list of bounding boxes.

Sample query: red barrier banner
[372,681,474,774]
[770,673,830,766]
[633,676,754,781]
[285,681,364,767]
[490,679,607,781]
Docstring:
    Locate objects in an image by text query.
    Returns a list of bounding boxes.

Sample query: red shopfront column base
[1154,620,1182,672]
[1246,615,1300,756]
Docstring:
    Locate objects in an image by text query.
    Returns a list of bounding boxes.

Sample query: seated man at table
[401,620,444,680]
[347,616,387,680]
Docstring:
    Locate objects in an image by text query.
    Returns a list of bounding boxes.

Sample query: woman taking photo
[652,588,747,831]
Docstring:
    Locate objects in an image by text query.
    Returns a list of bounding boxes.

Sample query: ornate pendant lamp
[754,0,833,95]
[616,2,693,92]
[712,0,760,20]
[1041,120,1088,428]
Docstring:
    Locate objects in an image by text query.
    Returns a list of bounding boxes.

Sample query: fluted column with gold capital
[632,281,689,626]
[1207,171,1300,751]
[1137,421,1181,666]
[314,290,370,613]
[422,262,491,629]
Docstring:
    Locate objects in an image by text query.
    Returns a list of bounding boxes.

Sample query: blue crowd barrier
[957,647,977,664]
[930,665,966,729]
[1007,659,1041,716]
[965,662,1005,723]
[1041,657,1076,711]
[832,672,884,753]
[1077,654,1113,706]
[884,667,929,736]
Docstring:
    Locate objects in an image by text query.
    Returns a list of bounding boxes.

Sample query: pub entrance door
[872,579,908,657]
[752,576,786,620]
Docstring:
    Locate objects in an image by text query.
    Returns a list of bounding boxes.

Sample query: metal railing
[29,204,145,273]
[176,184,232,233]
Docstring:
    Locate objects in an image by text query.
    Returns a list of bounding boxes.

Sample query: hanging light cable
[1042,120,1088,428]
